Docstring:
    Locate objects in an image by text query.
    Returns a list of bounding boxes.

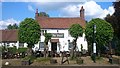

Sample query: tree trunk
[74,39,77,58]
[27,48,33,56]
[71,47,74,59]
[44,44,48,58]
[71,38,77,59]
[27,44,33,56]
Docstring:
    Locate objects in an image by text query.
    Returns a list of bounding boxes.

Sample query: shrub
[17,48,27,53]
[8,47,17,54]
[23,55,36,62]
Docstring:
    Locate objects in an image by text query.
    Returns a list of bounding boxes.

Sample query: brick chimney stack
[35,9,39,19]
[80,6,84,20]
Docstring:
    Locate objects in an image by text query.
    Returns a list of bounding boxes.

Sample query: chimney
[80,6,84,19]
[35,9,39,19]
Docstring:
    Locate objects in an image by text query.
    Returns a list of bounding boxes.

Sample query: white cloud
[59,5,80,17]
[28,5,34,12]
[28,1,115,21]
[0,18,20,29]
[108,6,115,15]
[59,1,115,21]
[35,2,81,11]
[1,1,115,24]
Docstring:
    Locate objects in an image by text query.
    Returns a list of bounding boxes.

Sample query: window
[19,43,24,48]
[39,42,44,50]
[69,42,73,49]
[68,40,73,50]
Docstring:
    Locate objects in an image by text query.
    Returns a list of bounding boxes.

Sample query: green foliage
[69,24,83,39]
[69,24,83,59]
[8,46,17,54]
[113,2,120,19]
[17,48,27,53]
[39,12,49,17]
[23,55,36,62]
[1,46,7,52]
[105,2,120,55]
[114,37,120,56]
[7,23,18,29]
[44,33,52,45]
[19,18,41,48]
[85,18,114,47]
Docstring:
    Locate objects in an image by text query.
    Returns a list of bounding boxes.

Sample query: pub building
[0,6,88,56]
[35,6,88,54]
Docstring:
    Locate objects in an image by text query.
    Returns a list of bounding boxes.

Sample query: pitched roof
[36,17,86,29]
[0,29,18,42]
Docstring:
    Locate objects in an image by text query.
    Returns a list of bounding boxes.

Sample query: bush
[17,48,27,53]
[22,56,35,65]
[8,47,17,54]
[91,54,96,63]
[23,55,36,63]
[1,46,7,53]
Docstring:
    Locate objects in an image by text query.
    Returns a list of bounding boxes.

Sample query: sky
[0,0,117,29]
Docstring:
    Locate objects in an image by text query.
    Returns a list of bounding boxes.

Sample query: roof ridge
[38,17,81,19]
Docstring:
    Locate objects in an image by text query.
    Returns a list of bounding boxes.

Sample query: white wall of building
[0,29,88,53]
[36,29,88,52]
[0,41,27,49]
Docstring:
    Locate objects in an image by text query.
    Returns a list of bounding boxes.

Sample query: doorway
[51,42,57,52]
[51,42,57,57]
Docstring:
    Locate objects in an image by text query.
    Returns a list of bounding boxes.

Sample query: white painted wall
[36,29,88,52]
[77,33,88,51]
[0,41,27,49]
[0,29,88,53]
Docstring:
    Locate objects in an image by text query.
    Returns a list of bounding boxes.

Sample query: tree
[39,12,49,17]
[85,18,114,56]
[44,33,52,57]
[19,18,41,56]
[13,23,18,29]
[105,1,120,38]
[105,1,120,55]
[69,24,83,59]
[7,23,18,29]
[7,24,12,29]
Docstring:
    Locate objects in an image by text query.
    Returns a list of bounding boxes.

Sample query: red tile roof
[0,29,18,42]
[36,17,86,29]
